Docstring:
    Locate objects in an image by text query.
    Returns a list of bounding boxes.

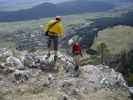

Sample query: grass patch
[92,25,133,54]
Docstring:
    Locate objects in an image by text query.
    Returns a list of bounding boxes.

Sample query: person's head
[55,16,61,21]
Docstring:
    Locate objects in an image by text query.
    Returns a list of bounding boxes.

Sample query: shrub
[96,42,110,64]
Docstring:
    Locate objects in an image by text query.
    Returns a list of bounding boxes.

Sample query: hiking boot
[73,70,80,77]
[73,65,80,77]
[54,55,58,62]
[74,65,79,72]
[45,53,50,59]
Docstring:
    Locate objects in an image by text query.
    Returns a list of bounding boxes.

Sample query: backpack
[72,43,81,54]
[45,21,58,36]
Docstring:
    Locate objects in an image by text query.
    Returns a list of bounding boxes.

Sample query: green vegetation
[128,74,133,86]
[92,26,133,54]
[0,10,121,33]
[0,11,114,49]
[96,42,110,64]
[0,7,132,53]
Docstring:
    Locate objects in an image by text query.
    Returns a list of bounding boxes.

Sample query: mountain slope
[58,1,114,14]
[0,1,115,22]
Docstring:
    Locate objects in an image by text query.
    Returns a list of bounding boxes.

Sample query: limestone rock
[14,69,31,83]
[6,56,24,70]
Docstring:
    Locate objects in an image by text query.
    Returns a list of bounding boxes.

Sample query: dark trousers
[47,36,58,51]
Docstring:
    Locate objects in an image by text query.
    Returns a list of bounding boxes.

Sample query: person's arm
[40,25,43,31]
[44,22,51,33]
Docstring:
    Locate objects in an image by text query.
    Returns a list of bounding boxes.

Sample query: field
[0,6,133,54]
[92,25,133,54]
[0,11,117,32]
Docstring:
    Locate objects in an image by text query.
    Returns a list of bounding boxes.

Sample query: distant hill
[0,0,68,11]
[0,0,132,11]
[0,1,115,22]
[57,1,114,15]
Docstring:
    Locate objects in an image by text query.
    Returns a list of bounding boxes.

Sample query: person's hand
[40,25,43,28]
[40,25,44,32]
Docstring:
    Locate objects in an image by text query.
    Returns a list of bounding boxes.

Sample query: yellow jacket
[44,20,64,37]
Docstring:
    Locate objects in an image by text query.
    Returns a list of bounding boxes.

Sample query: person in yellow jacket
[43,16,64,62]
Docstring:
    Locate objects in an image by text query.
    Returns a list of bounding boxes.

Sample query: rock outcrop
[6,56,25,70]
[0,49,131,100]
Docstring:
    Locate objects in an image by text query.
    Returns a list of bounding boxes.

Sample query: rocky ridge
[0,48,131,100]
